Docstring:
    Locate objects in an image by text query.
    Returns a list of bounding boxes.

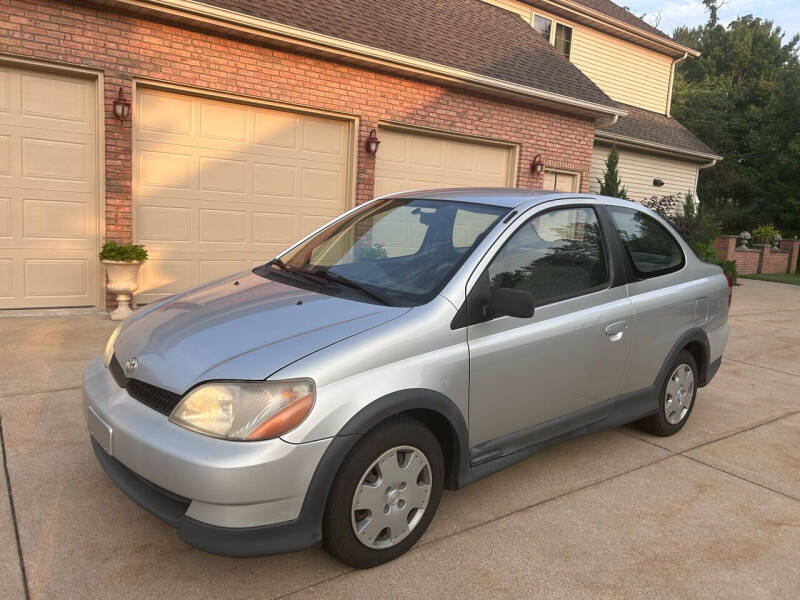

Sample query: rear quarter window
[608,206,684,278]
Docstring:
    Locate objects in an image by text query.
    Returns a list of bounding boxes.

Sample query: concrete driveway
[1,279,799,599]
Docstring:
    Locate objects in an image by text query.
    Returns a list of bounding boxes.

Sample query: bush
[642,193,721,250]
[751,224,780,245]
[99,241,148,262]
[711,258,737,285]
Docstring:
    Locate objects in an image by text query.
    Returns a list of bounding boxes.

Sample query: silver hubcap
[351,445,432,549]
[665,363,695,425]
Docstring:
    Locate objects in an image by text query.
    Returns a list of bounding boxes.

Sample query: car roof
[383,187,652,212]
[383,187,590,209]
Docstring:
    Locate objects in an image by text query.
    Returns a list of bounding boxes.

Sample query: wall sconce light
[530,154,545,175]
[112,87,131,121]
[653,178,665,187]
[365,129,380,155]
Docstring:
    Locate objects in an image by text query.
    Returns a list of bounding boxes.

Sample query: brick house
[0,0,719,310]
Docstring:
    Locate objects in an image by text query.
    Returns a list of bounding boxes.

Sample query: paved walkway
[1,279,798,599]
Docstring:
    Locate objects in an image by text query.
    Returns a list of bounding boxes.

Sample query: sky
[619,0,800,40]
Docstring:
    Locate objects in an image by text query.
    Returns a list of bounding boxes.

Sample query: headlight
[169,379,315,441]
[103,324,123,368]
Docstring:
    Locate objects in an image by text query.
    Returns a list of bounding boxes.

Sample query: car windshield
[255,198,509,306]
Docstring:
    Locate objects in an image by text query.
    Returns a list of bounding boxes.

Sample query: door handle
[604,320,628,340]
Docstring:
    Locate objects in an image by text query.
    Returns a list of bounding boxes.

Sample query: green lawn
[739,272,800,286]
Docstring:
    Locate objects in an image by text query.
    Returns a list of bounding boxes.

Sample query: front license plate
[87,406,112,455]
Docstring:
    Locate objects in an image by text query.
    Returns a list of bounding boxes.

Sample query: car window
[266,198,508,306]
[487,207,609,305]
[608,207,684,277]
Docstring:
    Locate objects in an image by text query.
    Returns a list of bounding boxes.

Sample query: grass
[739,272,800,286]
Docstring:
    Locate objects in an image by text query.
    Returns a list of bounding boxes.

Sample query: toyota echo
[84,189,730,568]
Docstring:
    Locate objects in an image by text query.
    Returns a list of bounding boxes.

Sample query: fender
[278,388,470,551]
[656,327,711,388]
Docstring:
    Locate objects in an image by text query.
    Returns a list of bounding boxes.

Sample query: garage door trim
[0,54,106,309]
[377,120,520,187]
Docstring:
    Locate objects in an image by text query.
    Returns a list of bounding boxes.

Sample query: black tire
[641,349,698,437]
[322,417,444,568]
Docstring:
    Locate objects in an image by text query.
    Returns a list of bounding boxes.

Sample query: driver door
[466,204,634,456]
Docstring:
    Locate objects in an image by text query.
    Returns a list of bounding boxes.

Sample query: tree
[597,145,628,199]
[671,10,800,234]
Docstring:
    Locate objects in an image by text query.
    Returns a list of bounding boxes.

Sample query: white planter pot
[102,260,143,321]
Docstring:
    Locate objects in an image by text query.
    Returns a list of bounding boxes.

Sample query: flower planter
[102,260,143,320]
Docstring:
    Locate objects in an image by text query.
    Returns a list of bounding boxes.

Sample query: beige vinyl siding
[481,0,673,113]
[590,144,700,202]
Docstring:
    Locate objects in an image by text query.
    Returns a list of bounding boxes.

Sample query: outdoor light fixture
[653,178,665,187]
[530,154,545,175]
[365,129,380,155]
[112,87,131,121]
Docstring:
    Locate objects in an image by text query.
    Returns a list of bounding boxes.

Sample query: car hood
[113,271,410,394]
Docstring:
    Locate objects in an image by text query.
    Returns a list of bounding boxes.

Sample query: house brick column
[713,235,737,261]
[780,238,800,274]
[104,78,134,244]
[754,244,771,274]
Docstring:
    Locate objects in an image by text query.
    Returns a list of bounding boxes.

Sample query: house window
[533,15,552,40]
[543,170,580,193]
[554,23,573,59]
[532,14,573,60]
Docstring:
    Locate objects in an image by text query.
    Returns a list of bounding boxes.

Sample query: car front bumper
[83,356,333,556]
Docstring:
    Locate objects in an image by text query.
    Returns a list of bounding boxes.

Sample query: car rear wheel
[322,417,444,568]
[641,350,698,436]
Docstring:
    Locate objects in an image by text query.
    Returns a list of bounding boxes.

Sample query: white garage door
[374,127,514,197]
[0,65,99,309]
[134,88,352,302]
[543,170,580,192]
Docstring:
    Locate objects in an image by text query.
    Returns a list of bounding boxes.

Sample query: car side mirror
[490,287,534,319]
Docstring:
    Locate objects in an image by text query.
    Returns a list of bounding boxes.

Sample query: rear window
[608,207,684,278]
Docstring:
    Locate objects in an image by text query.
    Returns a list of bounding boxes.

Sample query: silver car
[84,189,729,568]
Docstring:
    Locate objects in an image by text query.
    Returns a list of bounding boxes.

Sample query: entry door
[466,205,633,449]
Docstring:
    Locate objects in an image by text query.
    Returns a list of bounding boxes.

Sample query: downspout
[596,113,620,128]
[665,52,688,117]
[693,157,719,204]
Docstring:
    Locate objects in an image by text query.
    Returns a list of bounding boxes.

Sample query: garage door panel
[137,204,193,243]
[410,137,443,168]
[377,129,408,163]
[139,149,193,190]
[254,110,299,149]
[253,163,296,197]
[253,212,295,245]
[137,89,193,138]
[21,72,88,124]
[199,208,247,243]
[199,100,248,144]
[0,66,98,309]
[198,156,248,194]
[135,89,351,301]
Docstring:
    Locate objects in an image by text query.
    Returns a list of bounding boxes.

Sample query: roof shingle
[571,0,672,42]
[202,0,616,108]
[598,103,720,158]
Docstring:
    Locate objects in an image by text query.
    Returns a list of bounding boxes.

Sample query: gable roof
[187,0,617,111]
[597,103,721,159]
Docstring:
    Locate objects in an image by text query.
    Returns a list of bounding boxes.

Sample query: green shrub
[751,224,780,245]
[711,258,737,285]
[99,241,148,262]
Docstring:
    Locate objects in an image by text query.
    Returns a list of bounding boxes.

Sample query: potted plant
[737,231,751,250]
[99,241,148,321]
[751,224,780,246]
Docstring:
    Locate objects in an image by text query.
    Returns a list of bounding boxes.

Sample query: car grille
[109,355,183,416]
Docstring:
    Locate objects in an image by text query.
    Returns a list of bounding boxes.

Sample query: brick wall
[0,0,597,249]
[733,250,760,275]
[716,236,800,275]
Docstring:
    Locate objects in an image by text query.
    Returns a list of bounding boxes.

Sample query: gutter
[595,131,722,163]
[665,52,688,117]
[108,0,625,120]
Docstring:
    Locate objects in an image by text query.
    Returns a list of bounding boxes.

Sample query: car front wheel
[322,417,444,568]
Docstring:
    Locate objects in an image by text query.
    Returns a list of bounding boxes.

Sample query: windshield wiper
[314,270,392,305]
[267,257,290,271]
